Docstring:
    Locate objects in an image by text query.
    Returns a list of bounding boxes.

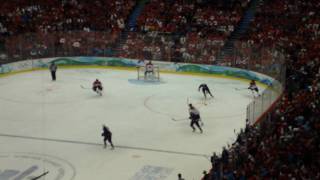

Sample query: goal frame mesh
[137,66,160,81]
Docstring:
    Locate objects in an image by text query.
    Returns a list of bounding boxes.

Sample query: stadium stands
[0,0,319,179]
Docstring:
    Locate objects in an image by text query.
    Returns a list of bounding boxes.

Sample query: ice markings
[130,165,173,180]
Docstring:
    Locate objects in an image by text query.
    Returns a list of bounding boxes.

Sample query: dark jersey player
[198,83,213,99]
[92,79,103,96]
[188,104,203,133]
[101,125,114,149]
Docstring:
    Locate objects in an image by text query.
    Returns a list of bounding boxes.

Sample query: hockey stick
[200,119,204,126]
[171,117,189,121]
[234,87,248,91]
[81,85,103,95]
[171,97,191,121]
[80,85,91,89]
[202,98,207,106]
[30,171,49,180]
[96,89,103,96]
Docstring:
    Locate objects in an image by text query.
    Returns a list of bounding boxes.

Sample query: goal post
[137,66,160,81]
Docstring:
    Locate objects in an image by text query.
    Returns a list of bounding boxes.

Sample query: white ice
[0,68,264,180]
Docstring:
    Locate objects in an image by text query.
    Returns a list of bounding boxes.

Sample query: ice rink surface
[0,68,264,180]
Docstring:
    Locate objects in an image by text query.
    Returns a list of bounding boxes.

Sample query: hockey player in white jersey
[248,80,260,96]
[188,104,203,133]
[144,60,154,79]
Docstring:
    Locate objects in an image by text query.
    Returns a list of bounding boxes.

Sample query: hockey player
[49,62,57,81]
[101,125,114,149]
[144,60,154,79]
[248,80,260,96]
[198,83,214,99]
[188,104,203,133]
[178,173,185,180]
[92,79,103,96]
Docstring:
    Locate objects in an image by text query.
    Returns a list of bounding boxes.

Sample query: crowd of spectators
[137,0,246,34]
[0,0,136,60]
[231,0,320,76]
[203,0,320,179]
[0,0,135,35]
[3,31,115,59]
[120,0,249,64]
[0,0,251,64]
[1,1,319,178]
[205,64,319,179]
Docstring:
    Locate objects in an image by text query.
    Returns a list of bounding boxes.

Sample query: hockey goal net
[137,66,160,81]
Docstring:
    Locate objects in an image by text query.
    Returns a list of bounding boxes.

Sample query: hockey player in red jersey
[92,79,103,96]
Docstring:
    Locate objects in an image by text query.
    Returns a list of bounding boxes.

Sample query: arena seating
[120,0,248,64]
[0,0,136,60]
[202,0,320,179]
[0,0,319,179]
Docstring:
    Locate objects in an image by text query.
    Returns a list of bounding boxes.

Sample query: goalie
[144,60,154,79]
[92,79,103,96]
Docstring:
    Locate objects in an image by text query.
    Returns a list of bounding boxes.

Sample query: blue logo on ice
[130,165,173,180]
[0,165,38,180]
[0,152,76,180]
